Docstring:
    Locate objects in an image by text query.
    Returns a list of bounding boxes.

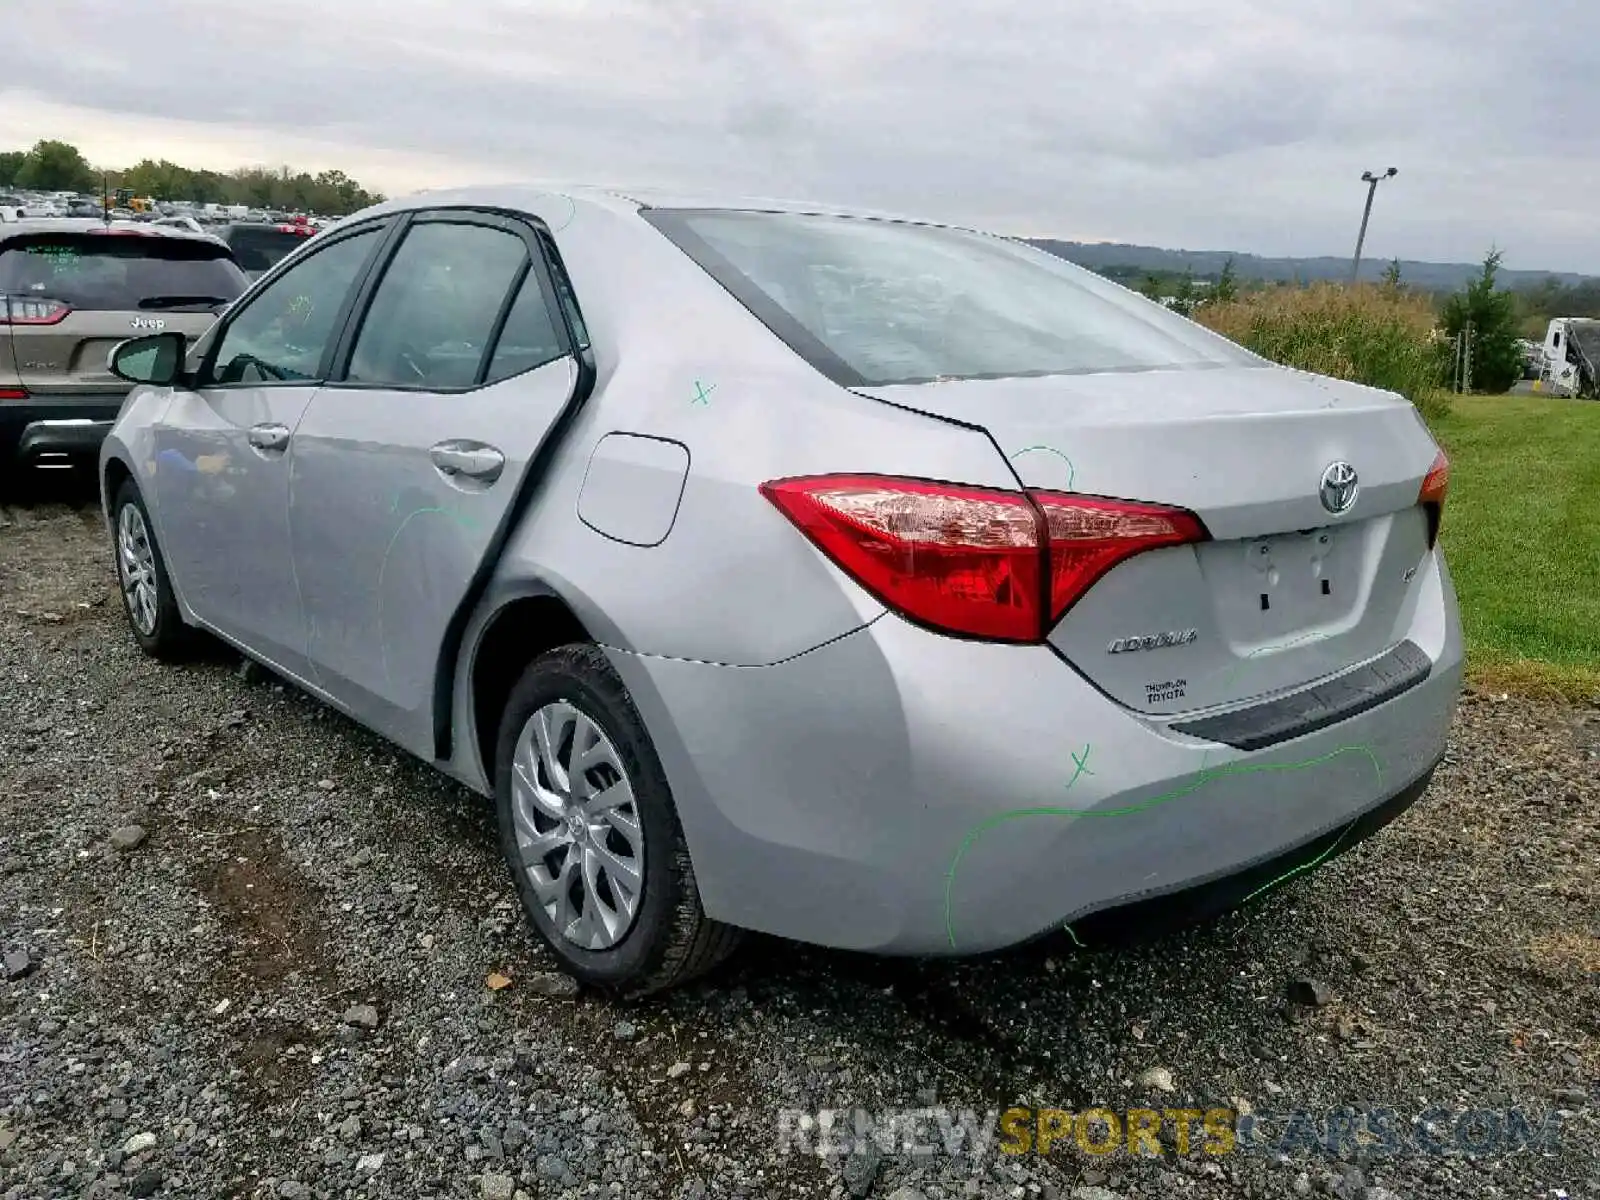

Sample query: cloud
[0,0,1594,271]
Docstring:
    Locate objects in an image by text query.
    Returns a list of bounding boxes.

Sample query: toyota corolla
[98,186,1462,996]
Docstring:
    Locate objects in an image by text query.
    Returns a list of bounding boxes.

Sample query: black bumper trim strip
[1169,639,1432,752]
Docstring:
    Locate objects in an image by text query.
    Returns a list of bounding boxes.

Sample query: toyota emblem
[1319,461,1359,515]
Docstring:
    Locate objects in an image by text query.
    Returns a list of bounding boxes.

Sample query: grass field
[1431,393,1600,699]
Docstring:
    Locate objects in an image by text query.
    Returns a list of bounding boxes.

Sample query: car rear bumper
[606,550,1463,956]
[1,395,124,463]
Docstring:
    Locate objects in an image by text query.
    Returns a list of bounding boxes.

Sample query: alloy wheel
[117,503,159,637]
[510,700,645,951]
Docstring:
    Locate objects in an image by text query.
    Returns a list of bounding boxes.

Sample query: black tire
[494,643,741,999]
[110,478,191,660]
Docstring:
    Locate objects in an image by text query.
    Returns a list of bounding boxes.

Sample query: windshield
[0,233,247,312]
[645,209,1258,387]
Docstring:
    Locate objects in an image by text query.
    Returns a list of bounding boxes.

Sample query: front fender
[100,386,181,589]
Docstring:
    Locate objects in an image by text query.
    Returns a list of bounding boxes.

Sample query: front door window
[208,228,383,385]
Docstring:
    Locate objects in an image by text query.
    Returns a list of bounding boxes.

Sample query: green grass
[1430,393,1600,700]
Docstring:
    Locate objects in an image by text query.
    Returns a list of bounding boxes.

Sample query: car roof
[354,183,977,234]
[0,218,227,245]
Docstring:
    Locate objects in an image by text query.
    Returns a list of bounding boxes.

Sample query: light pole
[1351,167,1397,281]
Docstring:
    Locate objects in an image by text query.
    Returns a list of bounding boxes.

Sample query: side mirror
[109,332,186,386]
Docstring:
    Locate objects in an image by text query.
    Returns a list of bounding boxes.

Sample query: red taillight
[0,387,28,400]
[760,474,1207,642]
[761,475,1043,640]
[1418,448,1449,548]
[1031,491,1210,622]
[0,297,71,325]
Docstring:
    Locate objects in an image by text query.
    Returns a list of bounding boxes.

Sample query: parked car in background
[1518,339,1543,380]
[0,196,24,223]
[217,220,316,279]
[98,185,1462,996]
[151,215,207,235]
[1,219,247,469]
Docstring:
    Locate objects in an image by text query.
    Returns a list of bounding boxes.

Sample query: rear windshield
[644,209,1257,387]
[0,233,247,312]
[224,226,308,275]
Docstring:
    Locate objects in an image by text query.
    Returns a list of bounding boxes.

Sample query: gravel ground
[1,477,1596,1200]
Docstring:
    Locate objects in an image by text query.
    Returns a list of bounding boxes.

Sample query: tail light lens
[0,297,71,325]
[760,474,1207,642]
[1418,449,1449,548]
[0,387,28,400]
[1031,492,1210,622]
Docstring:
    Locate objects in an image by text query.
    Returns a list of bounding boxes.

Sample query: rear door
[0,229,245,396]
[288,209,586,755]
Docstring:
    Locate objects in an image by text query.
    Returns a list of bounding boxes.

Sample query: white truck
[1536,317,1600,399]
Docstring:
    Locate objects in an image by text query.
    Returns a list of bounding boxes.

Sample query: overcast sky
[2,0,1595,272]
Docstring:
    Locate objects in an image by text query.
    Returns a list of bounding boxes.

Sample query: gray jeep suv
[0,219,248,470]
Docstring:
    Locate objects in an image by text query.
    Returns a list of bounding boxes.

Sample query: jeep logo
[1107,629,1198,654]
[130,317,166,331]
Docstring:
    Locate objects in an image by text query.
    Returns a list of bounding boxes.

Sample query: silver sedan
[99,185,1463,996]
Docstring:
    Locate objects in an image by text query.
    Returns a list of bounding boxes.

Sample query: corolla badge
[1108,629,1198,654]
[1319,461,1359,514]
[130,317,165,331]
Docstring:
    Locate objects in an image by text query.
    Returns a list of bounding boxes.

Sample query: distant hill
[1025,240,1595,291]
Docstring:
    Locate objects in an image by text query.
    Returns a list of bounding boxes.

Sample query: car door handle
[247,423,290,453]
[429,440,505,483]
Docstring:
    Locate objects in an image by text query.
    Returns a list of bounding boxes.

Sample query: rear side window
[347,221,528,390]
[0,233,248,313]
[485,274,565,383]
[225,226,308,275]
[536,229,589,351]
[645,209,1256,387]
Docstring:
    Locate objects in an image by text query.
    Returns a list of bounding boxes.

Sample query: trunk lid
[855,365,1443,714]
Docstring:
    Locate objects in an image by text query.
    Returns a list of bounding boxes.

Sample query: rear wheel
[494,644,741,998]
[111,479,190,660]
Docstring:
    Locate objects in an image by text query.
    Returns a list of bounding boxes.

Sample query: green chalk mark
[1054,819,1359,953]
[1197,629,1339,774]
[1237,820,1359,907]
[942,742,1381,950]
[1065,744,1094,789]
[1009,444,1076,490]
[374,504,490,686]
[552,193,577,232]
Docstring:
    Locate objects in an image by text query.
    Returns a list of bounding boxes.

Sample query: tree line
[1096,252,1599,344]
[0,139,384,217]
[1511,276,1600,336]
